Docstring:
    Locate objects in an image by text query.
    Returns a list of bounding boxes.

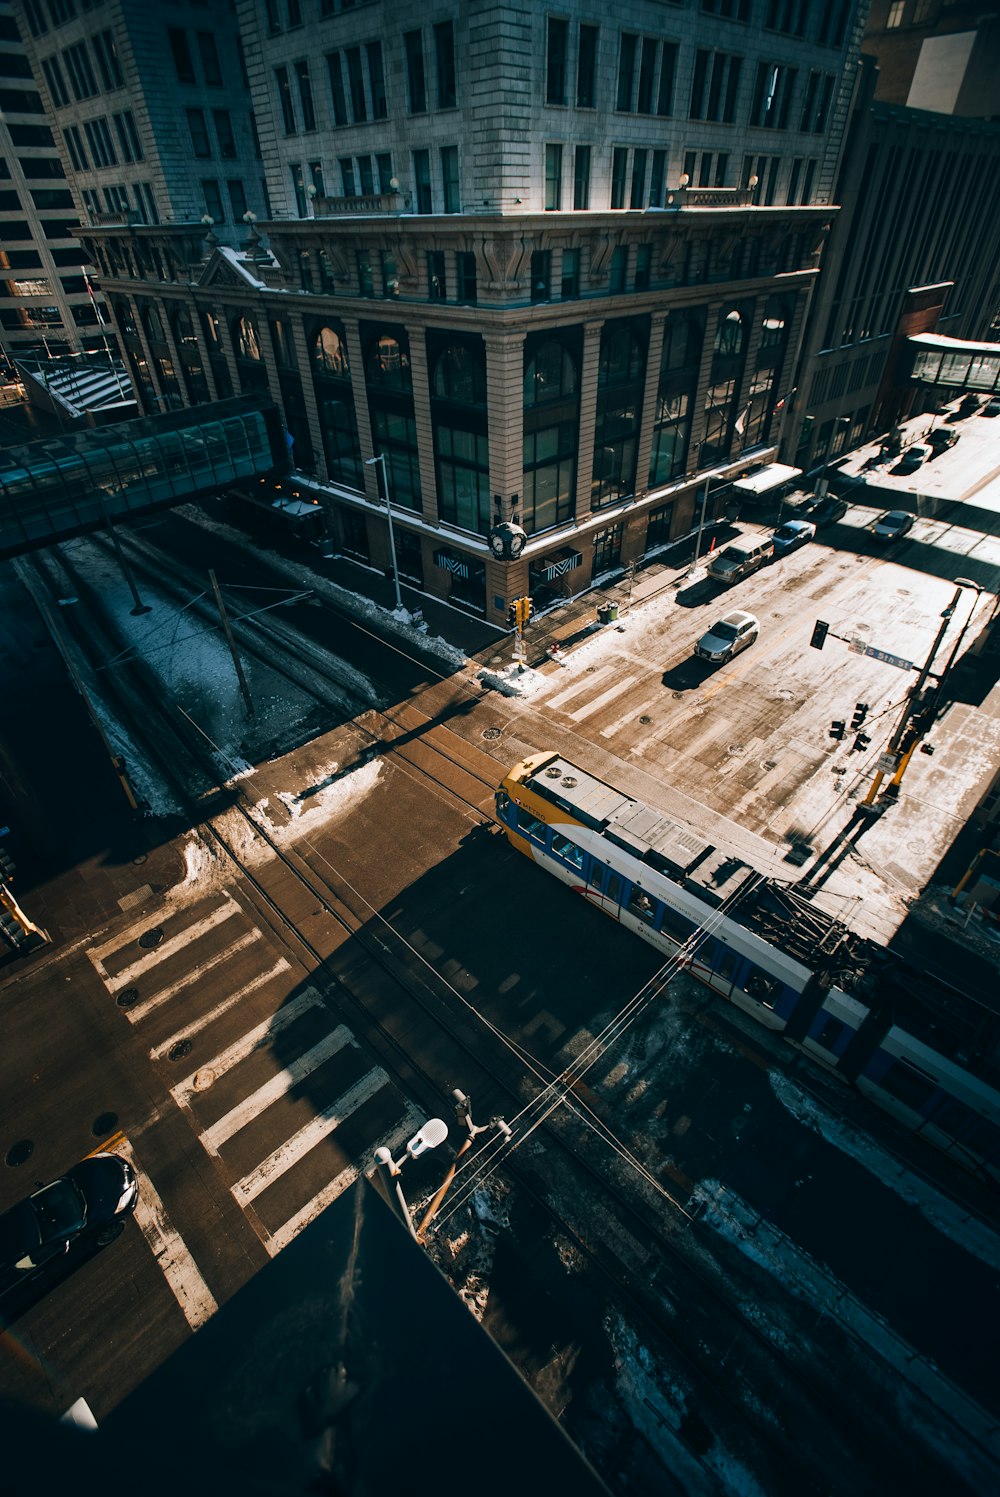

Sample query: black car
[0,1152,138,1296]
[810,496,849,527]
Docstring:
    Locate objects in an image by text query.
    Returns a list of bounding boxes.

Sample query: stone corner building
[14,0,867,623]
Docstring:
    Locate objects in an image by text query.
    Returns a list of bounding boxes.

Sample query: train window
[927,1097,976,1141]
[813,1015,847,1052]
[714,949,737,981]
[659,905,693,942]
[744,968,780,1008]
[516,808,547,842]
[551,832,584,870]
[607,874,621,902]
[876,1058,935,1113]
[627,887,656,924]
[589,863,603,887]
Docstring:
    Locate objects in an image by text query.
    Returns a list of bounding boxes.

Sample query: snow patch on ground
[268,758,382,842]
[769,1070,1000,1271]
[428,1177,511,1322]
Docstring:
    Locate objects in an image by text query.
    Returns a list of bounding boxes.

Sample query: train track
[23,536,993,1496]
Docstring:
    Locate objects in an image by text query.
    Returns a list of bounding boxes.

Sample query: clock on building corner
[488,521,526,560]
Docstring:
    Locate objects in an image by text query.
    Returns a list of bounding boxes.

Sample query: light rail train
[496,752,1000,1184]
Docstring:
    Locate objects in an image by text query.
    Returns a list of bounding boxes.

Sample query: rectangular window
[358,154,374,195]
[610,146,628,209]
[275,65,296,133]
[167,28,195,85]
[295,60,316,131]
[83,116,116,167]
[544,143,562,210]
[609,244,628,293]
[339,156,356,196]
[290,162,306,216]
[227,178,248,222]
[577,24,598,108]
[367,41,387,119]
[187,107,211,158]
[202,178,224,222]
[213,110,236,159]
[434,21,456,109]
[63,41,97,100]
[637,38,657,114]
[376,153,393,193]
[573,144,591,209]
[404,30,427,114]
[801,71,834,134]
[617,33,637,111]
[92,29,122,90]
[345,46,366,123]
[63,123,88,170]
[112,110,143,163]
[546,17,568,105]
[357,251,374,295]
[309,160,326,196]
[634,244,651,291]
[41,56,69,107]
[456,250,477,304]
[751,61,796,129]
[690,49,742,123]
[326,52,348,127]
[657,43,677,116]
[630,147,646,208]
[428,249,446,300]
[196,30,222,86]
[560,247,579,299]
[414,147,432,212]
[441,144,459,213]
[649,149,666,206]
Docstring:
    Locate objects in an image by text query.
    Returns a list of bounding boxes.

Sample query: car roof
[779,519,812,532]
[879,510,909,522]
[720,610,757,626]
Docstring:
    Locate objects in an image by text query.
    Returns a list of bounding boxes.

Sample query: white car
[694,610,759,664]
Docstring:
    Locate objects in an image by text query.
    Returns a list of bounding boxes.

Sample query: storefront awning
[531,548,583,581]
[434,548,469,579]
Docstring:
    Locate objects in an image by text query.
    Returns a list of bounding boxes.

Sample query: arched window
[313,325,350,378]
[364,328,420,510]
[366,334,411,392]
[524,340,577,407]
[432,344,487,406]
[522,335,580,533]
[592,321,647,507]
[310,322,361,490]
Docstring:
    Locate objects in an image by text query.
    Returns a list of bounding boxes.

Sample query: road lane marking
[121,931,262,1023]
[114,1136,217,1331]
[568,674,642,722]
[148,958,292,1060]
[264,1107,424,1256]
[95,898,244,988]
[232,1068,390,1204]
[543,662,620,711]
[200,1026,355,1152]
[170,986,327,1104]
[600,696,662,739]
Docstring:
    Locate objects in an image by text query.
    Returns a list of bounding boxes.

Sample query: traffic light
[809,619,829,651]
[852,732,871,753]
[851,702,869,730]
[829,721,845,740]
[524,596,534,624]
[506,602,517,628]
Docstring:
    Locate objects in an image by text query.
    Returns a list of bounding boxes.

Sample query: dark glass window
[546,18,567,105]
[167,28,195,85]
[434,21,456,109]
[577,24,598,108]
[404,30,426,114]
[574,144,591,209]
[616,33,637,111]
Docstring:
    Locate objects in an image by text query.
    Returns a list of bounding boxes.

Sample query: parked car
[0,1152,137,1296]
[983,398,1000,417]
[872,510,914,542]
[895,445,931,474]
[706,537,774,585]
[772,519,816,556]
[694,610,759,664]
[810,496,848,527]
[927,427,959,451]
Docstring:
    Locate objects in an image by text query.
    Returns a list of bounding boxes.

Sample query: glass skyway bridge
[0,395,289,560]
[909,332,1000,394]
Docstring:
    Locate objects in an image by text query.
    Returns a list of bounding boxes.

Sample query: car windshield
[882,512,906,525]
[31,1179,86,1242]
[775,526,795,541]
[712,622,739,641]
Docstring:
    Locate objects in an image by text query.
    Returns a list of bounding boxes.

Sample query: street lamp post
[374,1117,449,1239]
[365,453,403,612]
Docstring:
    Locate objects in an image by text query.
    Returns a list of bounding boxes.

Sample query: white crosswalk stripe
[90,897,419,1281]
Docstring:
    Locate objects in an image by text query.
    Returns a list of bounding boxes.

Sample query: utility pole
[209,570,254,718]
[365,452,403,612]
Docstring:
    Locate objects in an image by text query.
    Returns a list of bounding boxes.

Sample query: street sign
[848,641,913,671]
[877,753,900,774]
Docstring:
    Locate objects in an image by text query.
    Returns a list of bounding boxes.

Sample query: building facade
[14,0,872,621]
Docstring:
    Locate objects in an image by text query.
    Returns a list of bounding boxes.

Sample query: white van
[707,537,774,585]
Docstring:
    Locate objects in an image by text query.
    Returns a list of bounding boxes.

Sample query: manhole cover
[116,988,140,1008]
[482,726,502,740]
[5,1139,33,1167]
[639,715,652,724]
[761,760,778,771]
[192,1068,215,1092]
[92,1111,118,1137]
[727,743,746,756]
[672,690,683,699]
[168,1039,192,1063]
[138,927,164,949]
